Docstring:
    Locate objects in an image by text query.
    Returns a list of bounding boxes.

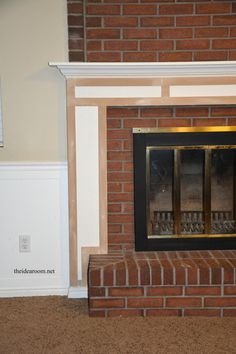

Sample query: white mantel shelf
[49,61,236,78]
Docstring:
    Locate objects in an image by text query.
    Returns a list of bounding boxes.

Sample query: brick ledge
[88,250,236,317]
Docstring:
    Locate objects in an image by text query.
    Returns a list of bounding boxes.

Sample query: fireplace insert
[133,127,236,251]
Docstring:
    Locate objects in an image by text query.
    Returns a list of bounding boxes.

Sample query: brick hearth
[88,250,236,317]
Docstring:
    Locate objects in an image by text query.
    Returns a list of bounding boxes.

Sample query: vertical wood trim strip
[67,80,78,286]
[162,79,170,98]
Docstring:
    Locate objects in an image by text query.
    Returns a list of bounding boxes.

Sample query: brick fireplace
[51,61,236,315]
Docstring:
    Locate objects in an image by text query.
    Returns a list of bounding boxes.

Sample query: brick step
[88,250,236,317]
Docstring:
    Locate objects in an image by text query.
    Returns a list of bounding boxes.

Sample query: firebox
[133,127,236,251]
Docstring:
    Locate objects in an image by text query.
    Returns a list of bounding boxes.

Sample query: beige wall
[0,0,68,161]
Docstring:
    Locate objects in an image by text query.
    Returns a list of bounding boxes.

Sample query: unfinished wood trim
[166,96,236,105]
[79,247,102,286]
[74,78,161,86]
[162,79,170,97]
[70,76,236,87]
[98,106,108,253]
[71,76,236,87]
[67,80,78,287]
[72,78,163,87]
[72,76,236,108]
[71,96,236,107]
[166,76,236,86]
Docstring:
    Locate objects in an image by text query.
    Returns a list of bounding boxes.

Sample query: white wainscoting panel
[0,163,70,297]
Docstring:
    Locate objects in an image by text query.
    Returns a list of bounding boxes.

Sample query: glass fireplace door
[147,149,174,236]
[180,149,205,235]
[211,149,236,234]
[147,147,236,238]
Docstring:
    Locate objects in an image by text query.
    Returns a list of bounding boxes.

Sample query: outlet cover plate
[19,235,31,253]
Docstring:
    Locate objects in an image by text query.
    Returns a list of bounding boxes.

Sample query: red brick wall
[107,106,236,252]
[67,0,236,62]
[67,0,85,61]
[66,2,236,252]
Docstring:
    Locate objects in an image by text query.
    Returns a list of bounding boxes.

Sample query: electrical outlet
[19,235,31,253]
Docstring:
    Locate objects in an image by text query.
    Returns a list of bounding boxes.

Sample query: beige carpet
[0,296,236,354]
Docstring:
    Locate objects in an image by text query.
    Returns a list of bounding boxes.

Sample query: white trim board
[0,286,88,298]
[75,107,100,281]
[0,288,68,298]
[68,286,88,299]
[75,86,162,98]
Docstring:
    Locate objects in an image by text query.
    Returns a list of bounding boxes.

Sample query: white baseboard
[68,286,88,298]
[0,286,88,298]
[0,287,69,297]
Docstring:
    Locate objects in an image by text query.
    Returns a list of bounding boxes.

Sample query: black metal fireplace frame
[133,127,236,251]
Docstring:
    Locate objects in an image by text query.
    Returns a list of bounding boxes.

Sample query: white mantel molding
[49,61,236,78]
